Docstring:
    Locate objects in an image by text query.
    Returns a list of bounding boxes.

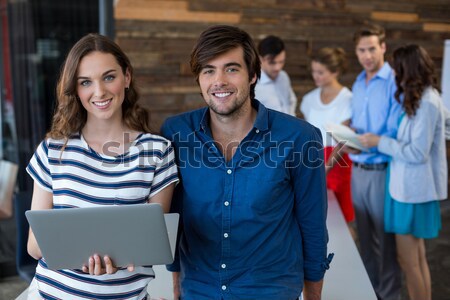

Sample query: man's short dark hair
[353,24,385,45]
[257,35,285,59]
[190,25,261,100]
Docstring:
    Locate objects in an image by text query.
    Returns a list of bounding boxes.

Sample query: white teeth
[93,99,111,107]
[214,92,231,98]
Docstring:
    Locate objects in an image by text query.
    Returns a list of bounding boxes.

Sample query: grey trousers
[351,166,401,300]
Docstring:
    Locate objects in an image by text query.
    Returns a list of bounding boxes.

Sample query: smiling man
[254,35,298,116]
[161,25,331,300]
[348,24,402,300]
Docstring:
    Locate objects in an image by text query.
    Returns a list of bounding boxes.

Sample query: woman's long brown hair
[393,44,439,117]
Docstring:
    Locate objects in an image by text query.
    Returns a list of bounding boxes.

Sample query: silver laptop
[26,203,179,270]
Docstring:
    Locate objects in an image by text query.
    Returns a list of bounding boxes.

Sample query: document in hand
[26,203,179,270]
[325,123,368,152]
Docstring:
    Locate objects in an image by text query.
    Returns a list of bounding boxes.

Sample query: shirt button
[224,233,229,238]
[224,201,230,206]
[221,264,226,269]
[222,285,227,290]
[255,129,260,133]
[227,169,232,174]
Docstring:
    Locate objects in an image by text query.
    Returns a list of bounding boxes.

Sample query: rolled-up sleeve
[291,126,330,281]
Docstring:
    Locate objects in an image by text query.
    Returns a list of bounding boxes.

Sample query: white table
[322,190,377,300]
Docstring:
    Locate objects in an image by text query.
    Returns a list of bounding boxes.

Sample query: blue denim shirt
[350,62,402,164]
[161,100,329,300]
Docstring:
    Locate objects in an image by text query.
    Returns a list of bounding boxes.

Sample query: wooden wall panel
[115,0,450,131]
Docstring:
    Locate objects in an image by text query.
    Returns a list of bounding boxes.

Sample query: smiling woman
[76,52,130,131]
[24,33,178,300]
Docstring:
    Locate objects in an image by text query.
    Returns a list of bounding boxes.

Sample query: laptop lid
[26,203,179,270]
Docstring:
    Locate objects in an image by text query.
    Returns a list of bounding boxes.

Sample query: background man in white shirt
[254,35,298,116]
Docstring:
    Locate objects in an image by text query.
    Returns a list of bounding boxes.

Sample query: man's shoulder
[256,71,271,85]
[278,70,292,81]
[268,109,320,138]
[353,63,395,85]
[378,62,394,79]
[162,107,206,133]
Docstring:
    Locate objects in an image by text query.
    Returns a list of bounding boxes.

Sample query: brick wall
[114,0,450,192]
[114,0,450,130]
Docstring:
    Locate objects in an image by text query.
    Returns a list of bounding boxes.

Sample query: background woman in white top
[359,44,446,300]
[300,47,355,228]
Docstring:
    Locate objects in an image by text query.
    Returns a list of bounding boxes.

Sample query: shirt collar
[196,99,269,133]
[197,107,210,132]
[252,99,269,131]
[259,70,273,84]
[356,62,392,82]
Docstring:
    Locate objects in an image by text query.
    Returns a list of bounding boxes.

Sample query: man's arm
[160,120,183,278]
[172,271,181,300]
[303,280,324,300]
[291,126,329,297]
[384,76,402,138]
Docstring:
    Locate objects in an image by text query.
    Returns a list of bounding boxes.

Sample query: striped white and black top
[26,132,179,300]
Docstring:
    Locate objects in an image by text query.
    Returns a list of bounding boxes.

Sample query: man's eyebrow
[202,64,216,69]
[224,62,242,68]
[202,62,243,69]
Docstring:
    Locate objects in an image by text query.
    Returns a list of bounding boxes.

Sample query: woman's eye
[80,80,91,87]
[105,75,115,81]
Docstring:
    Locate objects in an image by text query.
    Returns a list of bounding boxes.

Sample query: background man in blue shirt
[348,24,402,300]
[161,25,330,300]
[254,35,298,116]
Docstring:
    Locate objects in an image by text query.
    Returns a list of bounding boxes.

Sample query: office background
[0,0,449,298]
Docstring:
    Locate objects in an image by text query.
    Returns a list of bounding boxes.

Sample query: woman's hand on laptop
[82,254,135,275]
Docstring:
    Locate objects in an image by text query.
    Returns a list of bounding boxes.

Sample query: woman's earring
[125,87,129,92]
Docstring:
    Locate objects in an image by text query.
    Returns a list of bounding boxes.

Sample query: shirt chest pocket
[241,168,291,214]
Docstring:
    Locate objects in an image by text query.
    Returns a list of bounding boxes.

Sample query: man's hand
[358,133,381,148]
[172,272,181,299]
[303,280,323,300]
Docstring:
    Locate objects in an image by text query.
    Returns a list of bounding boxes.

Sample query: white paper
[325,123,368,152]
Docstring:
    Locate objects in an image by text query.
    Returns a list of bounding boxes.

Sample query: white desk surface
[323,190,377,300]
[18,191,377,300]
